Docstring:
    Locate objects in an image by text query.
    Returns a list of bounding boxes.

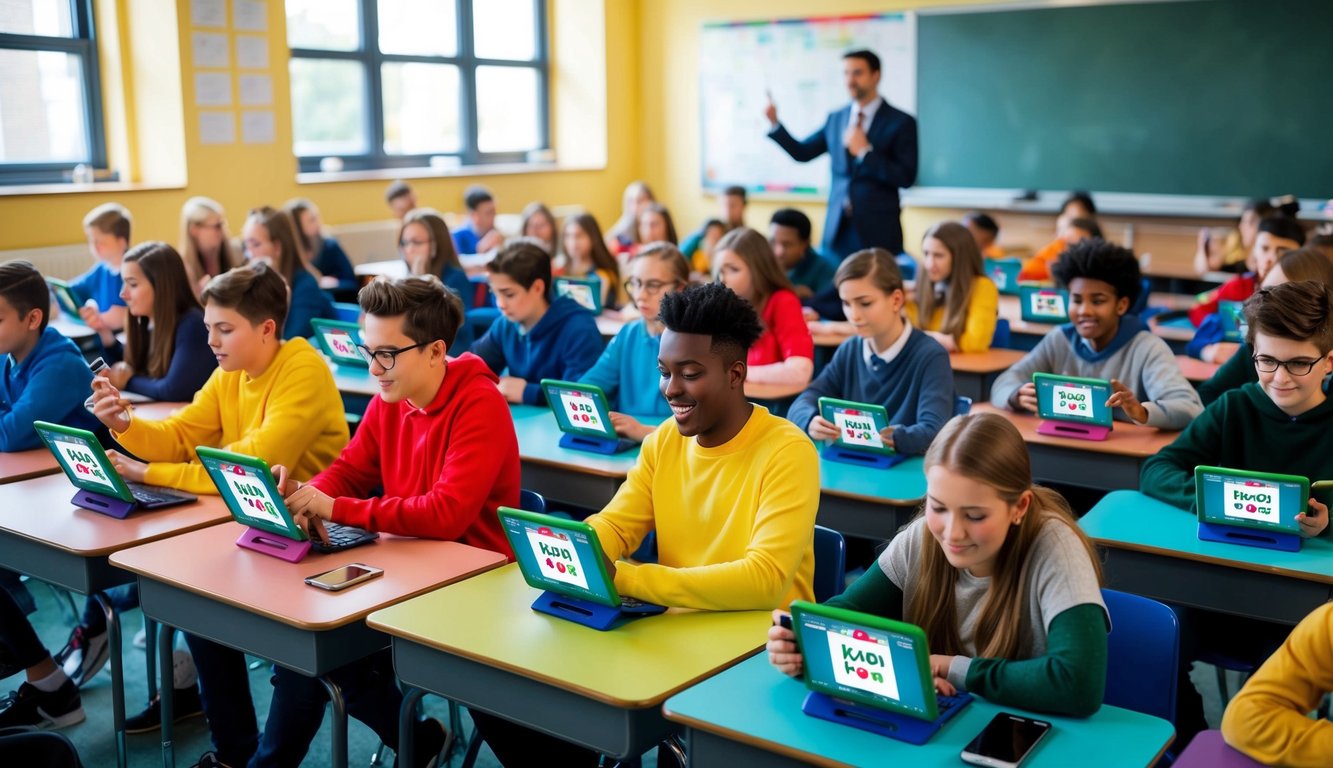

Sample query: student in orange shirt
[1018,192,1097,282]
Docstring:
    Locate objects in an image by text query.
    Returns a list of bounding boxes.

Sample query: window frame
[288,0,550,173]
[0,0,109,185]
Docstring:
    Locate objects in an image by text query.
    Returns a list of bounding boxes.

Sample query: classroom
[2,0,1332,766]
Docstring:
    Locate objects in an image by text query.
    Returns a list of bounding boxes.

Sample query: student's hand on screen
[105,450,147,483]
[1297,498,1328,538]
[767,610,803,677]
[807,415,840,442]
[498,376,527,403]
[929,655,958,696]
[609,412,653,443]
[878,426,896,448]
[89,379,131,432]
[1011,383,1039,414]
[107,362,133,390]
[1106,379,1149,424]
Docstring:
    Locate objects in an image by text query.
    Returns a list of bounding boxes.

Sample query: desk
[952,349,1025,401]
[326,359,377,397]
[0,448,59,484]
[129,401,189,422]
[662,654,1175,768]
[817,457,925,541]
[50,315,96,340]
[0,476,230,768]
[1177,355,1219,384]
[1173,730,1264,768]
[366,563,770,763]
[1080,491,1333,625]
[971,404,1177,491]
[110,523,505,768]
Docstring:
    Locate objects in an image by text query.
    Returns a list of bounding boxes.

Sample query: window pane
[0,49,89,163]
[382,62,459,155]
[286,0,360,51]
[0,0,73,37]
[378,0,456,57]
[473,0,535,61]
[475,66,539,153]
[289,58,368,156]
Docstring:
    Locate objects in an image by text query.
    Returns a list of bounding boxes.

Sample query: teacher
[766,49,918,259]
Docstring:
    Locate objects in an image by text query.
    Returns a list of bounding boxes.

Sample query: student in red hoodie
[187,274,518,768]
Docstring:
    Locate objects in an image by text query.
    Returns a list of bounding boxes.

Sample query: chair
[1128,277,1153,317]
[813,525,846,603]
[1102,589,1179,724]
[991,317,1013,349]
[332,302,359,323]
[519,489,547,515]
[954,395,973,417]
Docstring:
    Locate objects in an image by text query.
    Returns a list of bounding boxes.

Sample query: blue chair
[519,489,546,515]
[991,317,1013,349]
[813,525,846,603]
[954,395,973,417]
[1102,589,1179,724]
[1128,277,1152,317]
[332,302,359,323]
[895,252,917,281]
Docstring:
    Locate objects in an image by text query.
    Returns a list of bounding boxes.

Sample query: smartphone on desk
[961,712,1051,768]
[305,563,383,591]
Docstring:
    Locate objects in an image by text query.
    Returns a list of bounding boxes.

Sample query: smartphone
[88,357,108,375]
[304,563,383,591]
[1311,481,1333,493]
[960,712,1052,768]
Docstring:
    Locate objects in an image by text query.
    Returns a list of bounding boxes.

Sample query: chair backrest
[1102,588,1179,723]
[954,395,973,417]
[1127,277,1152,316]
[991,317,1013,349]
[518,489,547,516]
[813,525,847,603]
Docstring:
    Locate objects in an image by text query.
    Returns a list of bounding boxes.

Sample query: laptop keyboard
[311,522,379,553]
[936,692,969,716]
[127,483,192,506]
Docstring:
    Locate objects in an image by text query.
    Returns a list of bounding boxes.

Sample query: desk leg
[95,592,127,768]
[145,617,158,700]
[159,624,176,768]
[317,675,348,768]
[398,686,425,768]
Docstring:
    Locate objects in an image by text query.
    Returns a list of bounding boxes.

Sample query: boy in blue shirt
[71,202,131,334]
[451,185,504,255]
[472,240,604,405]
[0,260,99,451]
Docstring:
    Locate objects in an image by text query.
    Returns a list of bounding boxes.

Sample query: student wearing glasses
[579,243,690,442]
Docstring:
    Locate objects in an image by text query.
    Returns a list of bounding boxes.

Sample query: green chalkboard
[917,0,1333,197]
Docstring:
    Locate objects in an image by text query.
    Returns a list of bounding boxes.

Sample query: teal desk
[818,456,926,540]
[1081,491,1333,625]
[663,654,1174,768]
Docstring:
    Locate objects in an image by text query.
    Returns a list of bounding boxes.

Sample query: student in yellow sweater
[1221,601,1333,767]
[907,221,999,353]
[471,281,820,768]
[89,262,348,493]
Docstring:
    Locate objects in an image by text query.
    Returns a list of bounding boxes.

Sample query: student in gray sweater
[990,240,1202,430]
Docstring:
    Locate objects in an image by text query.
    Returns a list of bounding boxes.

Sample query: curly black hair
[1050,239,1141,304]
[658,282,764,364]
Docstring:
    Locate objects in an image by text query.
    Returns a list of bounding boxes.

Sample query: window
[0,0,107,184]
[286,0,548,172]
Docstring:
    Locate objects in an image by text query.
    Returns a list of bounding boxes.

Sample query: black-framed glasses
[1252,355,1321,376]
[356,342,430,370]
[624,278,681,296]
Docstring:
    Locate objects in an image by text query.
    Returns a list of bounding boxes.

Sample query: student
[907,221,999,354]
[1018,217,1102,285]
[179,196,242,298]
[98,242,217,402]
[1018,191,1097,282]
[991,240,1203,430]
[690,218,729,276]
[520,201,559,257]
[1221,601,1333,767]
[680,184,747,264]
[0,260,98,451]
[767,412,1109,718]
[284,198,357,297]
[471,240,603,405]
[963,211,1005,260]
[560,212,625,310]
[1193,197,1279,275]
[1188,216,1306,327]
[579,243,689,441]
[452,185,504,254]
[241,206,336,340]
[634,202,679,251]
[70,202,131,333]
[788,248,953,456]
[398,208,475,308]
[473,281,820,767]
[769,208,837,299]
[605,180,655,252]
[384,180,417,221]
[194,275,512,768]
[714,228,814,389]
[0,588,83,731]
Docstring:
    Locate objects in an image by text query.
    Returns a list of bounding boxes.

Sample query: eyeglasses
[624,278,680,296]
[356,342,430,370]
[399,238,430,249]
[1252,355,1322,376]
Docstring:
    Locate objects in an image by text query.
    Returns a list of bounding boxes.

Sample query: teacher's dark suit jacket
[768,101,918,257]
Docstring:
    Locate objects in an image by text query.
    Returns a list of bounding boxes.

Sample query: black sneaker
[54,626,109,688]
[124,684,204,734]
[0,679,85,732]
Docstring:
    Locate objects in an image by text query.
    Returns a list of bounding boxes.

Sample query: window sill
[0,180,185,197]
[295,161,603,185]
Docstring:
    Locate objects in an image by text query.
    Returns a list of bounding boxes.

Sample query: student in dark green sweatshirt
[767,412,1109,717]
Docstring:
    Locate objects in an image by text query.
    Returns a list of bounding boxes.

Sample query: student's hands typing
[608,412,654,443]
[273,464,333,545]
[1106,379,1149,424]
[497,376,527,404]
[767,610,803,677]
[878,426,896,448]
[105,450,148,483]
[807,415,840,442]
[1297,498,1328,538]
[89,377,132,432]
[1010,382,1038,414]
[929,655,958,696]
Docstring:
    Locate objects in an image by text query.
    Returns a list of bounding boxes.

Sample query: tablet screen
[500,514,617,606]
[548,384,615,439]
[1199,472,1303,532]
[1030,290,1066,318]
[796,611,930,717]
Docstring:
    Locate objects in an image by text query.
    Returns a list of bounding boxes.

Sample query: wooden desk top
[971,403,1178,459]
[1176,355,1219,383]
[111,522,506,631]
[1082,490,1333,584]
[0,474,230,556]
[0,449,60,485]
[366,563,770,708]
[951,348,1026,373]
[129,400,190,421]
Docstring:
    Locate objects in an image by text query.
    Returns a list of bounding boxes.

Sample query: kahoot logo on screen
[827,628,899,700]
[559,390,604,432]
[1053,384,1093,418]
[525,525,590,590]
[1224,479,1280,526]
[833,408,882,449]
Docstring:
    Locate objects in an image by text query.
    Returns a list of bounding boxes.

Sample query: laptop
[1217,300,1246,343]
[1032,372,1114,441]
[553,276,603,314]
[309,319,368,370]
[790,600,973,745]
[1018,286,1069,324]
[498,506,666,631]
[32,421,196,519]
[817,397,904,469]
[540,379,635,454]
[1195,466,1310,552]
[195,446,378,562]
[46,278,86,324]
[983,257,1023,296]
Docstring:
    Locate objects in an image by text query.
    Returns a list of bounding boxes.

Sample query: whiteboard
[699,13,916,198]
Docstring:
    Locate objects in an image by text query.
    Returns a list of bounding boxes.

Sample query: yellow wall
[0,0,640,250]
